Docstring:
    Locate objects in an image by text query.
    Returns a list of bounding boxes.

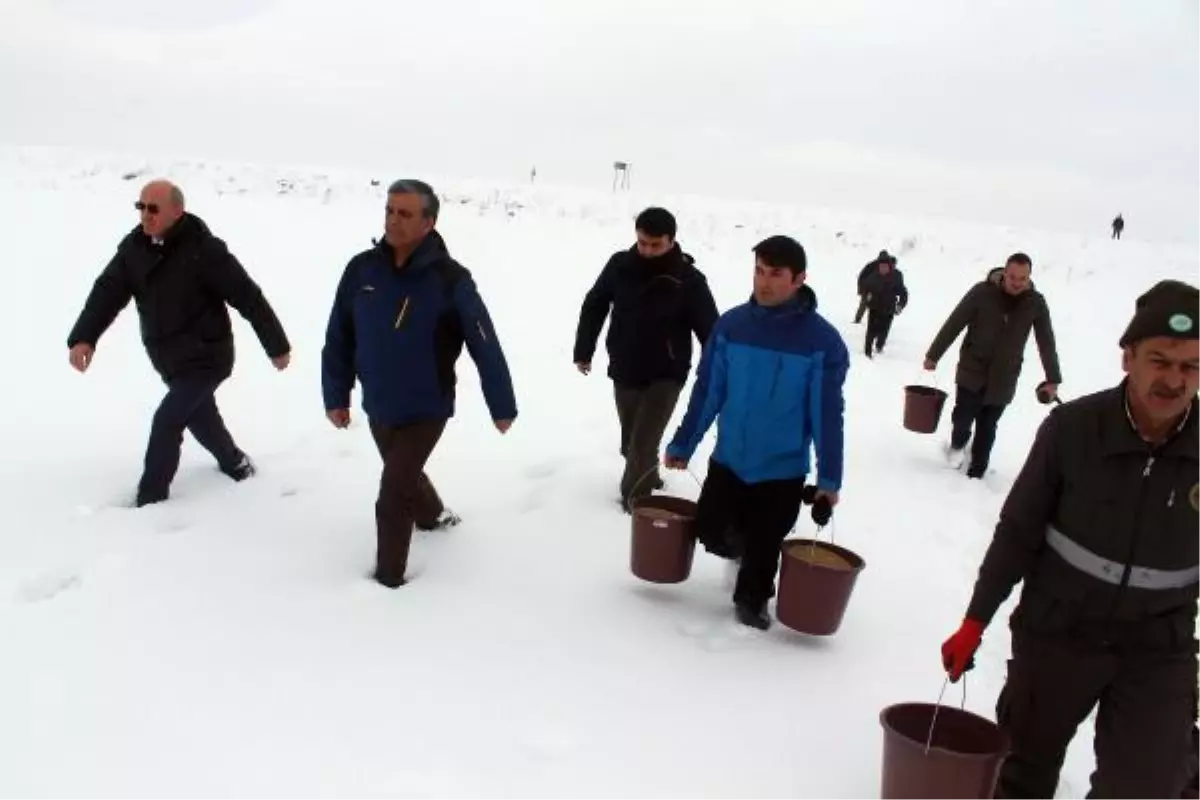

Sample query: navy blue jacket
[573,244,719,388]
[321,231,517,426]
[667,286,849,490]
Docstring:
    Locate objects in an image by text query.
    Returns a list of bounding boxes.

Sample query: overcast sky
[2,0,1196,240]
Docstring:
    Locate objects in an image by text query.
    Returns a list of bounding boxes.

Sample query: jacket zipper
[769,357,782,399]
[667,341,675,361]
[476,320,488,342]
[394,297,411,329]
[1103,453,1156,641]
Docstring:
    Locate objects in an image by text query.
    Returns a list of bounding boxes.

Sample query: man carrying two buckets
[941,279,1200,797]
[662,235,850,631]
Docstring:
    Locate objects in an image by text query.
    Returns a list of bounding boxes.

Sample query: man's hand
[575,362,591,375]
[69,343,94,373]
[327,409,351,429]
[814,489,839,507]
[923,358,937,371]
[272,352,291,371]
[495,419,514,434]
[663,454,688,470]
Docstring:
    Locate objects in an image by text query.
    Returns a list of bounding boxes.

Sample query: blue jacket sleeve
[808,324,849,492]
[666,320,728,461]
[455,275,518,422]
[321,264,357,411]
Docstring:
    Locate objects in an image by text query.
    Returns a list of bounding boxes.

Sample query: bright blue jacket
[321,231,517,427]
[666,286,849,490]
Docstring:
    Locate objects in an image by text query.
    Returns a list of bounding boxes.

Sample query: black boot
[735,603,771,630]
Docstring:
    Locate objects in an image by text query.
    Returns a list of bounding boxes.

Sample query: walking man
[940,279,1199,797]
[859,255,908,357]
[854,249,893,324]
[67,180,292,507]
[573,207,718,511]
[1112,214,1125,240]
[923,252,1062,479]
[664,235,849,630]
[321,179,517,589]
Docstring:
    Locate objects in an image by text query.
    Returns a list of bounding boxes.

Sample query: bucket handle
[625,463,705,506]
[923,675,968,755]
[913,366,941,390]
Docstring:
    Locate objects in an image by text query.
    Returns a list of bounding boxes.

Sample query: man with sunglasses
[67,180,292,507]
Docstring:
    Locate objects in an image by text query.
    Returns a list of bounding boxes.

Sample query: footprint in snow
[15,570,82,604]
[523,462,559,481]
[676,616,756,653]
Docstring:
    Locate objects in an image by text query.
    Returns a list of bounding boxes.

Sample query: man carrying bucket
[662,235,849,630]
[573,207,719,512]
[923,252,1062,479]
[940,279,1199,797]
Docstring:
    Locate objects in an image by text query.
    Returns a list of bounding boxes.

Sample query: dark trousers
[138,372,242,503]
[368,418,447,587]
[614,381,682,504]
[949,384,1007,477]
[693,459,805,611]
[864,309,894,354]
[854,294,868,323]
[995,635,1197,799]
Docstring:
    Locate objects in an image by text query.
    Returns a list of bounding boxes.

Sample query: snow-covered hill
[0,146,1194,797]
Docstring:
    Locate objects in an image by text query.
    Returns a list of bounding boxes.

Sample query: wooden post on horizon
[612,161,630,192]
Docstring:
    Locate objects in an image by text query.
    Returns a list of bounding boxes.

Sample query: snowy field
[0,145,1196,797]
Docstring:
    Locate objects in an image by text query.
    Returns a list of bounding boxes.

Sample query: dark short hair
[635,207,676,239]
[387,179,440,220]
[1006,252,1033,269]
[753,235,807,275]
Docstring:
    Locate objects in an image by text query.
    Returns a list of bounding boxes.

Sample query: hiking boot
[222,453,257,482]
[735,603,771,631]
[416,509,461,532]
[944,442,968,471]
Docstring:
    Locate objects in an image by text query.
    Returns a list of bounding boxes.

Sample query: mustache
[1150,382,1185,399]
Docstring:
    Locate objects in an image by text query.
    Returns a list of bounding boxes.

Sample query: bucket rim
[630,494,698,518]
[781,537,866,572]
[878,702,1009,759]
[903,384,948,398]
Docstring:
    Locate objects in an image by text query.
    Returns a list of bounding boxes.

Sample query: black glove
[811,495,833,527]
[799,485,834,527]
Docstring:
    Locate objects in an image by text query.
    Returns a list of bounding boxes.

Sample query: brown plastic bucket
[630,496,697,584]
[903,385,948,434]
[775,539,865,635]
[879,702,1009,799]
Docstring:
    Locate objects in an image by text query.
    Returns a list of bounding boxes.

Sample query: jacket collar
[374,229,450,273]
[1100,380,1198,460]
[748,284,817,318]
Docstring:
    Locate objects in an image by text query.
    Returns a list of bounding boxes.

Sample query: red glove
[941,618,985,682]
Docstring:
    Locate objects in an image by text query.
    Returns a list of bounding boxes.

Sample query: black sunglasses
[134,201,160,214]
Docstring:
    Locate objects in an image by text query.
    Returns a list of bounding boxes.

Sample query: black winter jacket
[573,244,719,388]
[67,213,290,380]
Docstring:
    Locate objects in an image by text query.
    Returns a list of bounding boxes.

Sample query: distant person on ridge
[1112,213,1125,240]
[940,279,1199,797]
[923,252,1062,479]
[573,207,719,512]
[66,179,292,507]
[858,254,908,358]
[321,179,517,589]
[854,249,893,323]
[664,235,849,630]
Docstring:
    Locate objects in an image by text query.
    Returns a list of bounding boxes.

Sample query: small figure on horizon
[1112,213,1125,240]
